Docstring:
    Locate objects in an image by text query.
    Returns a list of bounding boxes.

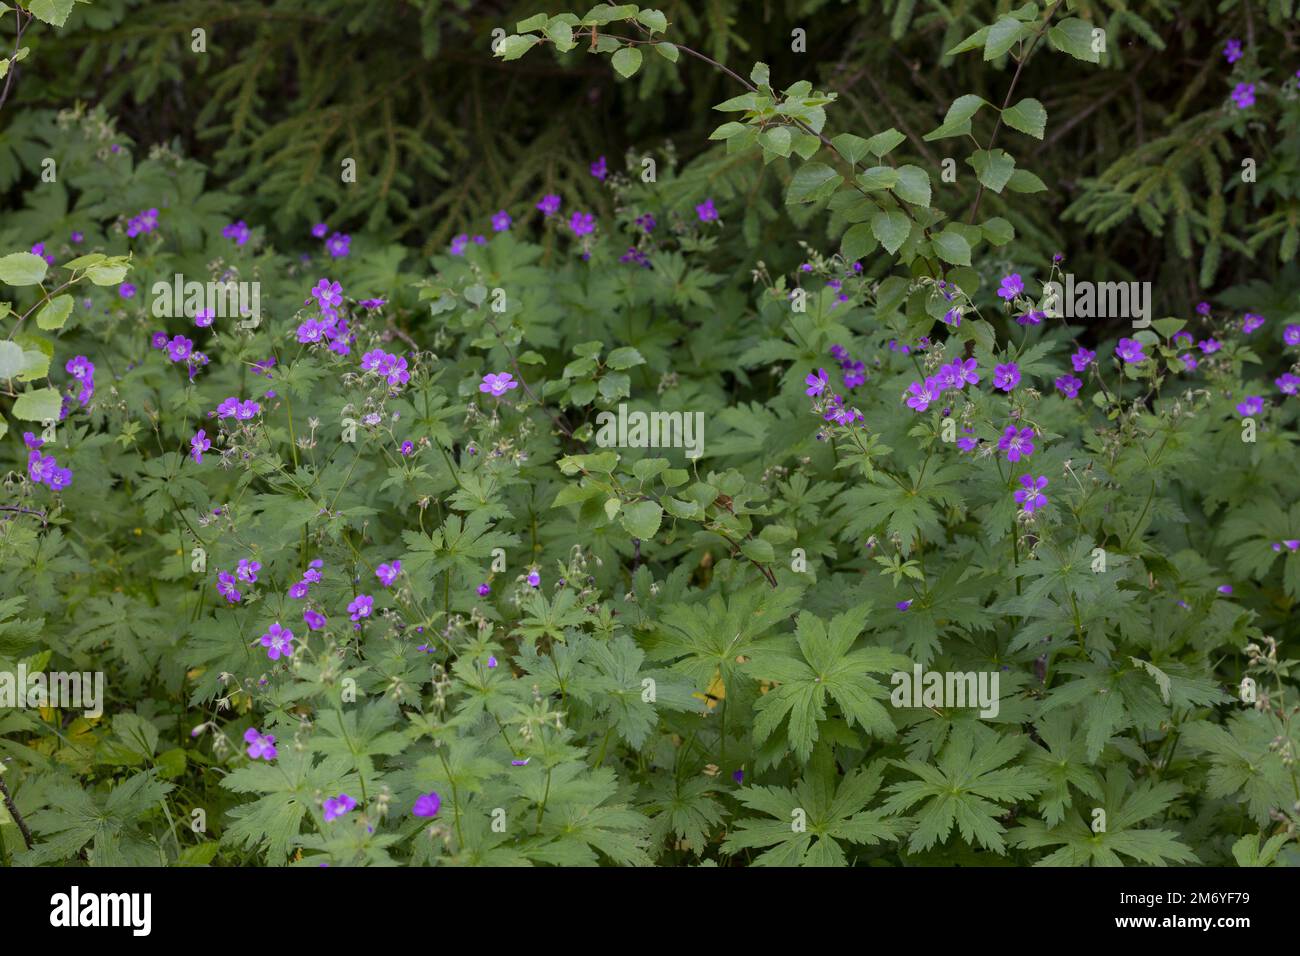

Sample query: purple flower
[223,220,251,245]
[536,194,561,217]
[527,570,541,588]
[1224,38,1243,64]
[1173,331,1193,348]
[1017,310,1045,326]
[304,608,326,630]
[322,794,357,822]
[236,558,262,583]
[1014,474,1048,512]
[311,278,343,309]
[491,210,513,232]
[949,358,980,388]
[66,355,94,382]
[236,399,261,420]
[288,580,309,599]
[47,466,72,491]
[400,440,415,456]
[376,561,402,587]
[998,426,1036,463]
[1285,324,1300,347]
[942,307,962,327]
[805,368,829,397]
[842,361,865,389]
[1217,585,1234,596]
[125,208,159,238]
[635,213,656,233]
[244,728,277,761]
[22,431,42,451]
[904,378,940,412]
[1276,373,1300,396]
[311,223,329,239]
[1115,338,1145,363]
[359,297,386,310]
[896,600,913,611]
[217,571,242,604]
[1199,338,1221,354]
[27,451,56,485]
[1180,353,1199,371]
[569,212,595,236]
[957,429,979,453]
[326,232,351,258]
[1231,83,1255,109]
[348,594,374,621]
[1196,301,1211,316]
[997,273,1024,300]
[194,308,214,328]
[1055,374,1082,399]
[71,231,83,243]
[695,198,719,223]
[1242,313,1265,334]
[1236,395,1263,417]
[590,155,608,181]
[260,622,295,660]
[30,242,54,265]
[993,362,1021,392]
[119,283,137,299]
[732,769,744,784]
[190,429,211,463]
[479,371,519,396]
[412,792,442,818]
[477,583,491,597]
[487,656,498,669]
[166,335,194,363]
[1070,347,1096,373]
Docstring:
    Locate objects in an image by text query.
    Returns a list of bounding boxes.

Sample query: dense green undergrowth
[0,1,1298,867]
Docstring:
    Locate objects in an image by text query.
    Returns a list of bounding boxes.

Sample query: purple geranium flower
[325,232,351,257]
[998,425,1036,463]
[1236,395,1263,416]
[537,194,561,217]
[1231,83,1255,109]
[348,594,373,621]
[477,583,491,597]
[993,362,1021,392]
[236,558,262,583]
[1284,324,1300,346]
[695,198,719,222]
[304,608,326,630]
[190,429,210,463]
[216,571,242,604]
[260,622,295,660]
[1276,373,1300,396]
[376,561,402,587]
[1014,474,1048,512]
[119,283,137,299]
[997,273,1024,300]
[244,728,277,761]
[479,372,518,396]
[412,792,442,818]
[590,155,607,180]
[1071,347,1096,372]
[1224,38,1243,63]
[1115,338,1145,363]
[1199,338,1221,354]
[570,212,595,236]
[223,220,251,245]
[527,570,541,588]
[1242,313,1265,334]
[491,210,512,232]
[904,377,940,412]
[322,794,357,822]
[805,368,829,397]
[1055,374,1082,399]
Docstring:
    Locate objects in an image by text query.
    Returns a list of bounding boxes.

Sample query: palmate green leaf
[515,588,593,642]
[1009,767,1197,866]
[648,582,802,692]
[222,750,358,864]
[400,511,521,579]
[747,604,906,761]
[642,775,727,852]
[315,700,409,778]
[1024,712,1103,827]
[19,770,174,866]
[883,725,1043,854]
[1180,712,1297,826]
[722,749,902,866]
